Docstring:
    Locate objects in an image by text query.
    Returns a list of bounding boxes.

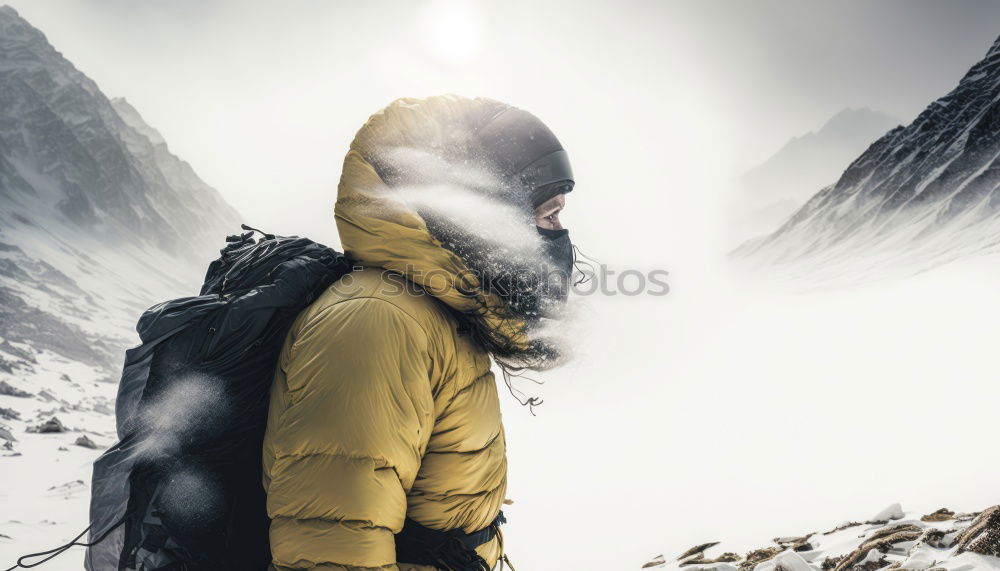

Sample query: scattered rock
[0,340,35,363]
[0,406,20,420]
[739,547,782,570]
[832,524,922,571]
[915,528,951,549]
[74,434,99,449]
[0,380,32,398]
[641,554,665,568]
[954,511,981,523]
[821,554,846,570]
[57,446,68,451]
[755,550,812,571]
[678,542,720,561]
[2,440,13,450]
[955,505,1000,557]
[868,503,905,524]
[0,426,16,442]
[774,534,814,552]
[46,479,84,492]
[681,552,741,566]
[59,373,72,382]
[823,521,862,535]
[921,508,954,522]
[26,416,65,433]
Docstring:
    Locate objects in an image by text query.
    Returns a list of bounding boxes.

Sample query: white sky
[5,1,1000,568]
[7,0,1000,260]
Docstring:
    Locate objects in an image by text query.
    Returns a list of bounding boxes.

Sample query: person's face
[534,193,567,231]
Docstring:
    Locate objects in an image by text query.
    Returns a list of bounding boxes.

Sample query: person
[262,95,576,570]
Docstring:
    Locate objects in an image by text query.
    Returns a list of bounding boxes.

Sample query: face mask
[536,226,574,305]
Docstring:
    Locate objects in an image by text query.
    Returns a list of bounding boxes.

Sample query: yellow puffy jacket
[263,96,523,570]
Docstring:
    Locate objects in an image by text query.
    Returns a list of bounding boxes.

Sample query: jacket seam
[424,430,501,456]
[407,479,506,500]
[273,450,393,466]
[269,515,395,532]
[447,369,492,402]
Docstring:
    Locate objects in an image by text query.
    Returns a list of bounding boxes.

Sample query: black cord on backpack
[3,515,126,571]
[240,223,275,240]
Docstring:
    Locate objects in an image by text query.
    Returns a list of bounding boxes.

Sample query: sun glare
[419,0,484,65]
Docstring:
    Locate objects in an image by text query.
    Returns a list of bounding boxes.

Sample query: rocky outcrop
[644,504,1000,570]
[956,505,1000,557]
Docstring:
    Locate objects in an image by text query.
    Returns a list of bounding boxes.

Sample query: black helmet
[476,107,574,209]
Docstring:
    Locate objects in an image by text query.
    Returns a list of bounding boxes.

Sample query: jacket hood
[336,95,557,351]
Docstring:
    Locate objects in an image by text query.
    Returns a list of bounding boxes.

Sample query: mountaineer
[262,95,576,570]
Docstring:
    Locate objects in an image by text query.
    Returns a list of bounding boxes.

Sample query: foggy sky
[5,0,999,259]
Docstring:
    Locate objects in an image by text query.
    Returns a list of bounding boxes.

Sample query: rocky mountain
[0,6,240,563]
[731,108,900,240]
[735,36,1000,279]
[0,5,239,253]
[641,504,1000,571]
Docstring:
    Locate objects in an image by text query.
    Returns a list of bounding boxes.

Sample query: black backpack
[82,226,352,571]
[5,225,505,571]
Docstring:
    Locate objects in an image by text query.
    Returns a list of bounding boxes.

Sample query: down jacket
[263,96,525,570]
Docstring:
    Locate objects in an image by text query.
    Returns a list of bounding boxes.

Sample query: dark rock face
[736,35,1000,272]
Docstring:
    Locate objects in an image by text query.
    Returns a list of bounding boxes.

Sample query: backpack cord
[492,523,516,571]
[3,515,126,571]
[240,223,275,240]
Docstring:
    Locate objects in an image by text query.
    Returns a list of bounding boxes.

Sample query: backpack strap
[395,512,506,571]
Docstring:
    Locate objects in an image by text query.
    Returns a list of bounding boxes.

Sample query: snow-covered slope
[642,504,1000,571]
[0,5,240,566]
[734,35,1000,282]
[731,108,900,241]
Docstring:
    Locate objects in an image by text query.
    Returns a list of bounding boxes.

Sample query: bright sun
[419,0,484,65]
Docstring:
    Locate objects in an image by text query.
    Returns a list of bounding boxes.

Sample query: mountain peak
[0,4,21,19]
[735,32,1000,279]
[0,4,46,44]
[986,34,1000,57]
[814,107,900,139]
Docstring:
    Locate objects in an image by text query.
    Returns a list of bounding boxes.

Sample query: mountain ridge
[734,34,1000,279]
[730,107,900,243]
[0,4,239,255]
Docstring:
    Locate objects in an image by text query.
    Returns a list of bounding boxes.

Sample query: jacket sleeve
[265,297,435,570]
